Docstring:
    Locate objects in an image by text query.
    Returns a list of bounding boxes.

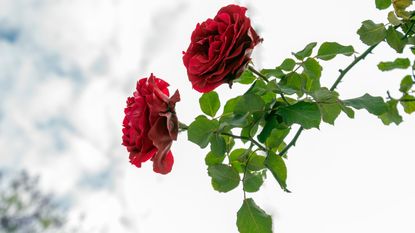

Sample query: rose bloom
[183,4,261,93]
[122,74,180,174]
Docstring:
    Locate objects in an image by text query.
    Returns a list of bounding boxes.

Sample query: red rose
[122,74,180,174]
[183,4,261,93]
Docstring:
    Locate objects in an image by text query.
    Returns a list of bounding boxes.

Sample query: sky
[0,0,415,232]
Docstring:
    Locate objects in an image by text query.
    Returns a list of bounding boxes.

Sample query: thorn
[386,90,392,100]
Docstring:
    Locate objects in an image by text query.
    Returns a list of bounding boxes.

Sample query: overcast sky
[1,0,414,232]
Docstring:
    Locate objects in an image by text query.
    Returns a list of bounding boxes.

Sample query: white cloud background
[1,0,415,232]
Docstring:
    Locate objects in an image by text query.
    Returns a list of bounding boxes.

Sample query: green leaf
[344,94,388,115]
[237,198,273,233]
[220,113,251,129]
[399,75,413,92]
[229,149,265,172]
[205,151,225,166]
[400,94,415,113]
[241,122,258,140]
[234,93,265,114]
[280,58,296,71]
[303,58,322,79]
[303,58,322,92]
[265,152,289,191]
[339,102,355,118]
[280,72,305,96]
[386,27,407,53]
[379,100,403,125]
[376,0,392,9]
[230,149,250,162]
[257,115,279,143]
[260,68,285,79]
[210,134,226,156]
[357,20,387,45]
[187,116,219,148]
[243,172,264,193]
[317,42,355,60]
[207,164,240,193]
[246,80,267,95]
[395,8,411,19]
[377,58,410,71]
[277,102,321,129]
[265,128,290,149]
[230,158,246,173]
[318,102,342,125]
[294,42,317,60]
[393,0,412,18]
[223,96,241,114]
[260,90,277,105]
[387,11,402,26]
[393,0,412,11]
[312,87,339,102]
[229,148,252,173]
[235,70,256,84]
[199,91,220,117]
[224,135,235,153]
[247,155,266,171]
[264,79,279,93]
[312,88,342,124]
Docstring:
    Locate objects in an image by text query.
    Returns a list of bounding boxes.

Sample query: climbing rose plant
[122,1,415,232]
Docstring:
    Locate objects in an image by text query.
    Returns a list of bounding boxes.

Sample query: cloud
[0,0,191,232]
[0,25,19,43]
[137,2,187,73]
[0,0,127,230]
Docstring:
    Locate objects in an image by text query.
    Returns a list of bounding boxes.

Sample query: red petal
[153,151,174,174]
[148,117,175,174]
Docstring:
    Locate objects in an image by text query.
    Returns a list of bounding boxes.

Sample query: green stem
[278,126,303,156]
[178,122,188,132]
[248,65,269,83]
[399,98,415,102]
[403,21,415,39]
[387,90,415,102]
[292,61,305,73]
[241,144,255,200]
[330,43,379,91]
